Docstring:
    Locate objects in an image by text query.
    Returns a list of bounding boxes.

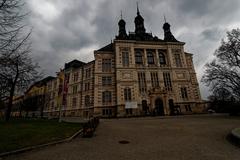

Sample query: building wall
[92,40,204,117]
[41,41,204,118]
[94,52,117,117]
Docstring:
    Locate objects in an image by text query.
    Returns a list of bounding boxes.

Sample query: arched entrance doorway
[155,98,164,116]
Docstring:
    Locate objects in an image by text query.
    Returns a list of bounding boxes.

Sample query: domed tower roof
[117,11,127,39]
[162,20,178,42]
[118,18,126,26]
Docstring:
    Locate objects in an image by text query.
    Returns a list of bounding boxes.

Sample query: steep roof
[97,43,114,52]
[64,59,86,69]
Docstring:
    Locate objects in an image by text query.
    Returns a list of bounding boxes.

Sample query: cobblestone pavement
[3,115,240,160]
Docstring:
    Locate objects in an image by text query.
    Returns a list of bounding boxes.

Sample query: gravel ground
[3,114,240,160]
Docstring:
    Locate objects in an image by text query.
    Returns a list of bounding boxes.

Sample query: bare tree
[0,0,41,121]
[202,28,240,100]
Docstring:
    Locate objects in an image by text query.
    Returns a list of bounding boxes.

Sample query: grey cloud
[26,0,240,99]
[201,27,223,41]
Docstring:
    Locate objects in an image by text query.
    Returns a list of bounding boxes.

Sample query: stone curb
[0,129,83,158]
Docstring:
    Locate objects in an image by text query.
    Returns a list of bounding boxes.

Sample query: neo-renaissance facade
[11,8,205,118]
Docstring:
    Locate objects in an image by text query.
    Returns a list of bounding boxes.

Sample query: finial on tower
[121,10,123,19]
[164,14,167,23]
[137,2,140,15]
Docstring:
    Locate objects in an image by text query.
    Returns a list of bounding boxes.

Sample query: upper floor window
[73,72,78,82]
[181,87,188,100]
[124,88,132,101]
[147,51,154,64]
[138,72,147,93]
[163,72,172,91]
[102,91,112,104]
[85,68,91,78]
[54,81,57,89]
[72,85,78,94]
[122,52,129,66]
[102,59,111,72]
[150,72,159,87]
[72,97,77,107]
[85,82,90,91]
[174,54,182,67]
[102,76,112,86]
[135,50,143,64]
[159,52,166,65]
[65,73,70,83]
[85,95,90,106]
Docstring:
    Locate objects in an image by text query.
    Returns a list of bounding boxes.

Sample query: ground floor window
[126,108,133,115]
[102,109,112,116]
[185,105,192,112]
[83,111,89,118]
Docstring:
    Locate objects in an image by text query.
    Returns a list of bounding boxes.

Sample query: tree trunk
[5,86,14,121]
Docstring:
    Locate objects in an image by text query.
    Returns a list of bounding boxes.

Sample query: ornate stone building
[41,8,205,118]
[93,9,203,117]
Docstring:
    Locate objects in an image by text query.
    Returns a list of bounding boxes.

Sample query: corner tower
[117,12,127,39]
[134,3,146,35]
[163,20,178,42]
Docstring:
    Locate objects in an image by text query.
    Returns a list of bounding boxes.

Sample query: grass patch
[235,128,240,134]
[0,119,82,153]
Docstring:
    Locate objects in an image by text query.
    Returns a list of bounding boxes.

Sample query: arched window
[147,51,154,64]
[135,51,143,64]
[159,52,166,64]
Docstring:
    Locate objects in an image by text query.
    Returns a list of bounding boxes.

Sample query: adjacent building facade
[12,9,205,118]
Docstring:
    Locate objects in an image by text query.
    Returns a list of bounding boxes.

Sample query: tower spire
[164,14,166,23]
[137,2,140,15]
[121,10,122,19]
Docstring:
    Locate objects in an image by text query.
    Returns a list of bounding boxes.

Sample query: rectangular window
[102,109,112,116]
[85,95,90,106]
[73,72,78,82]
[102,59,112,72]
[85,68,91,78]
[135,49,143,64]
[150,72,159,88]
[122,52,129,66]
[72,97,77,107]
[163,72,172,91]
[126,108,133,115]
[85,82,90,91]
[181,87,188,100]
[72,85,78,94]
[124,88,132,101]
[102,91,112,104]
[102,76,112,86]
[185,105,192,112]
[138,72,147,93]
[174,54,182,67]
[54,81,57,89]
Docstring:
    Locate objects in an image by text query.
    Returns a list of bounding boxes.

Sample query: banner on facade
[125,101,138,109]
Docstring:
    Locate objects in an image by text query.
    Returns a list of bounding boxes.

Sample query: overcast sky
[25,0,240,99]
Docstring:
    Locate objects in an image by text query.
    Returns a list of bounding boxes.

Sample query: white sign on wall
[125,101,138,109]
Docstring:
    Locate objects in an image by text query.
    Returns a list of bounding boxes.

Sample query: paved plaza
[3,115,240,160]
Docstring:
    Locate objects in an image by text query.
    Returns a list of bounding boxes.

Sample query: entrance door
[155,98,164,116]
[142,100,148,114]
